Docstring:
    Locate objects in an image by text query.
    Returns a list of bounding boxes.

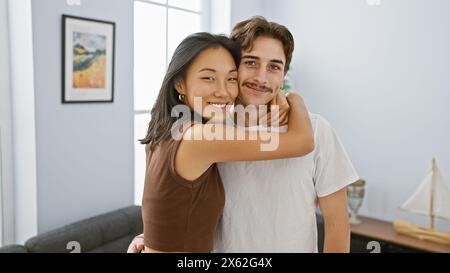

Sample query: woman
[140,32,314,253]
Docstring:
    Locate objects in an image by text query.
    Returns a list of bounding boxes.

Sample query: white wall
[0,0,14,245]
[31,0,134,234]
[209,0,231,35]
[231,0,450,230]
[230,0,264,28]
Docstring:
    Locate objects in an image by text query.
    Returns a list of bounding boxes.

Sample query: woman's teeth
[209,103,227,108]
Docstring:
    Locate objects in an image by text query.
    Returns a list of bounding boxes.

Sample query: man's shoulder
[280,112,335,142]
[309,112,333,132]
[308,112,321,123]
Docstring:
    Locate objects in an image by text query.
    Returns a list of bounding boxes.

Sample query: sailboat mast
[429,158,436,230]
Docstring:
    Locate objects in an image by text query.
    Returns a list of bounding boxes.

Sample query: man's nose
[253,67,268,85]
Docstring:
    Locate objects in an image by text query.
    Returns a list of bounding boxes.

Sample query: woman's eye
[228,77,238,82]
[201,77,214,81]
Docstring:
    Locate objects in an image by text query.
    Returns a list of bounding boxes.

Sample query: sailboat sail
[433,167,450,220]
[400,160,450,220]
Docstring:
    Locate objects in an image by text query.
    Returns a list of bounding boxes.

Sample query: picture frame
[62,15,115,103]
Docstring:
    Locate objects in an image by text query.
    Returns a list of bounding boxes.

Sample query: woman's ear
[174,79,186,95]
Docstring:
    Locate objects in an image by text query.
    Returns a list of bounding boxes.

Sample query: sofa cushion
[86,235,135,253]
[0,244,29,253]
[24,205,142,253]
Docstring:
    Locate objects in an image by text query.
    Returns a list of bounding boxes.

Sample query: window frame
[133,0,209,204]
[0,0,12,247]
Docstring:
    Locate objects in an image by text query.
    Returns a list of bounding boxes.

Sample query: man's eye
[245,61,256,66]
[228,77,238,82]
[201,77,214,81]
[270,64,281,71]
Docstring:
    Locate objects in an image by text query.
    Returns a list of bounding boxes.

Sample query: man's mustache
[242,82,273,93]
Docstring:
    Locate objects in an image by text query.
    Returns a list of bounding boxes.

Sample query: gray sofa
[0,205,143,253]
[0,206,325,253]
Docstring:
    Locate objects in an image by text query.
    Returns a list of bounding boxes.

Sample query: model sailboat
[393,158,450,245]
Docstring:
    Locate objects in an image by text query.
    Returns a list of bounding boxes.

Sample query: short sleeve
[313,116,359,197]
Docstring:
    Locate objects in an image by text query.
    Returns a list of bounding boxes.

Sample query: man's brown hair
[230,16,294,71]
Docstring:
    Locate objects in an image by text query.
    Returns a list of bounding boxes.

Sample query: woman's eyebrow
[198,68,216,73]
[198,68,238,73]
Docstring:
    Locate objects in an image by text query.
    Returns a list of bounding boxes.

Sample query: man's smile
[243,82,272,94]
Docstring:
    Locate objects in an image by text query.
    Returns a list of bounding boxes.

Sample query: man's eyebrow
[242,55,260,60]
[270,59,284,65]
[242,55,284,65]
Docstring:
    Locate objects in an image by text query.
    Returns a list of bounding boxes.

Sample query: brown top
[141,136,225,252]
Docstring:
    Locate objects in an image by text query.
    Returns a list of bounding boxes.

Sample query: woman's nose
[214,81,229,97]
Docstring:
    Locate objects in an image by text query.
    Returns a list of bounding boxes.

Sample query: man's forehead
[241,51,286,64]
[240,37,286,62]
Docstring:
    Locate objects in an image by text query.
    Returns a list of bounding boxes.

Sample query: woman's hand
[286,92,304,106]
[263,91,290,127]
[127,234,145,253]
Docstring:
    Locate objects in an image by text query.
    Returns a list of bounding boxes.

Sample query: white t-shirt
[213,113,359,252]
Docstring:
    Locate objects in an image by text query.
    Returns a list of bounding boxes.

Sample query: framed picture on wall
[62,15,115,103]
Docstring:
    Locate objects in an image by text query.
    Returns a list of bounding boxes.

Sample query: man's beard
[241,81,273,93]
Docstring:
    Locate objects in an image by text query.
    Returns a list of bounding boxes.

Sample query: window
[1,0,37,245]
[0,0,10,246]
[0,130,3,246]
[133,0,207,205]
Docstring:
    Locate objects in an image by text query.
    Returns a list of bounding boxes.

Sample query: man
[129,16,358,253]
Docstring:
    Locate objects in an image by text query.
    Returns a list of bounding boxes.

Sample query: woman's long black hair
[139,32,241,151]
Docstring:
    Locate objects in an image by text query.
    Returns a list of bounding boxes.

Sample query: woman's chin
[205,115,228,124]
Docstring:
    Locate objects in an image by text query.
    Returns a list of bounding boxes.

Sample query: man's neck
[233,98,288,128]
[233,98,260,127]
